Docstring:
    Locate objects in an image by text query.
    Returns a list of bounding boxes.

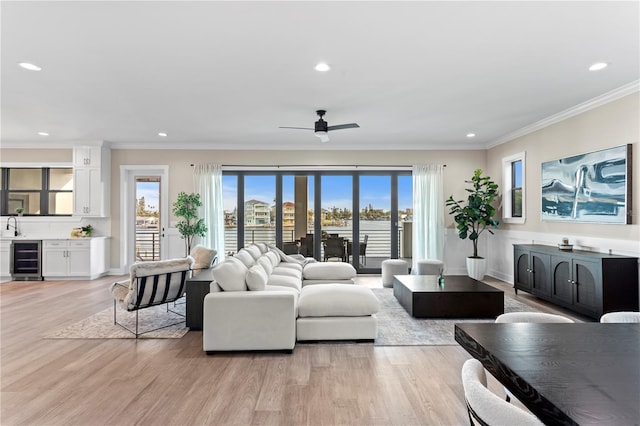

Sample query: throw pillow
[245,245,262,260]
[212,259,248,291]
[265,250,280,267]
[245,264,268,291]
[189,245,217,269]
[257,256,273,275]
[234,250,255,268]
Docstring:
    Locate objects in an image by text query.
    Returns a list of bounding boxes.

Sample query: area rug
[372,287,543,346]
[44,301,188,339]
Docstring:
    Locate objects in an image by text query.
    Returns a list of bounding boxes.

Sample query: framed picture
[541,144,632,224]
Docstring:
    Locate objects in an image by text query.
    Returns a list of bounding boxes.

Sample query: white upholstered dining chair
[495,312,575,324]
[461,359,544,426]
[600,311,640,323]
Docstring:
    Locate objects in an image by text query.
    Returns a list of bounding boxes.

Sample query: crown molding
[486,80,640,149]
[0,140,110,149]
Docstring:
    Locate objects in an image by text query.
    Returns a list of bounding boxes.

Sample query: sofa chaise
[202,243,379,352]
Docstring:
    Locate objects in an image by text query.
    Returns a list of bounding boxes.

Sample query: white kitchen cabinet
[73,168,104,216]
[73,146,103,168]
[73,145,110,217]
[0,240,10,279]
[42,238,109,279]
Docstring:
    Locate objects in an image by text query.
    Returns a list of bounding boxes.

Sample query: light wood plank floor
[1,275,587,425]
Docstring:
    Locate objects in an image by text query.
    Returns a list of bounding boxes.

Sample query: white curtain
[412,164,445,272]
[193,163,225,262]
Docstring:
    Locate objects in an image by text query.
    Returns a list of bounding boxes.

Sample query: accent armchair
[110,257,194,337]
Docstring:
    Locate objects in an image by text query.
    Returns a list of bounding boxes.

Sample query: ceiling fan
[280,110,359,142]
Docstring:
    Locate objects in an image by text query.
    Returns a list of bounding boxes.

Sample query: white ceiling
[1,1,639,150]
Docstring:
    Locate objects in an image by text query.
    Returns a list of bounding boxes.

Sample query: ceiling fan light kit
[314,131,329,142]
[280,109,359,143]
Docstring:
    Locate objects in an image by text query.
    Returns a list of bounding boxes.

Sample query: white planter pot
[466,257,487,281]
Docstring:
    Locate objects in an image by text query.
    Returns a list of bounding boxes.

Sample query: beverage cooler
[10,240,43,280]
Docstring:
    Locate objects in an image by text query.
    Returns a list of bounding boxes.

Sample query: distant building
[245,199,271,226]
[224,209,236,226]
[283,201,295,227]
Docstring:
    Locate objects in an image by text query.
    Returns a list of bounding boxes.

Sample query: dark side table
[186,268,214,330]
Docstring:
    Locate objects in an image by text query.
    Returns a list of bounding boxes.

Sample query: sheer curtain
[412,164,445,272]
[193,163,225,262]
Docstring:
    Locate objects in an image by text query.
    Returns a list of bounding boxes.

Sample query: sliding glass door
[223,170,410,273]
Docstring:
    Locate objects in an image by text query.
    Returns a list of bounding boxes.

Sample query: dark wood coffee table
[393,275,504,318]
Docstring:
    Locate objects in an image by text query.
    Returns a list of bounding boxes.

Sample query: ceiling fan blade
[279,126,314,130]
[327,123,360,131]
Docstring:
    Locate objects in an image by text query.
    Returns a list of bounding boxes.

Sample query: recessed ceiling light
[37,132,49,136]
[18,62,42,71]
[158,132,168,137]
[314,62,330,72]
[589,62,608,71]
[466,133,476,138]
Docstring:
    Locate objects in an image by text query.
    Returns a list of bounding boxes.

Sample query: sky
[136,181,160,213]
[223,175,412,212]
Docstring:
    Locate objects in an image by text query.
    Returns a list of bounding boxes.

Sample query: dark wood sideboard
[513,244,638,319]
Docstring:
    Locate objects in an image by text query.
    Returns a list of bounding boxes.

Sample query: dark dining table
[455,322,640,426]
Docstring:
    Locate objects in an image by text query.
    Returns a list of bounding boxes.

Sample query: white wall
[108,149,486,272]
[486,93,639,283]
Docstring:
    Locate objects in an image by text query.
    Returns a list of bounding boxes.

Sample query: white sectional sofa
[202,243,379,353]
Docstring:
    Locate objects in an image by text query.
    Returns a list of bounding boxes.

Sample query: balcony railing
[135,221,411,266]
[136,228,160,261]
[226,221,411,262]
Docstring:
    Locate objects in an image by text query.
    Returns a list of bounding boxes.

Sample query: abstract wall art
[541,144,632,224]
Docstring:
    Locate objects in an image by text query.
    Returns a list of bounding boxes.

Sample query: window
[222,169,410,272]
[502,152,526,224]
[1,167,73,216]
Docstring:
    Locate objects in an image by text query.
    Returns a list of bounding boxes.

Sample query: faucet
[6,216,18,237]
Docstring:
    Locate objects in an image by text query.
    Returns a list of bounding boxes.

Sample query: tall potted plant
[445,169,499,280]
[172,192,207,256]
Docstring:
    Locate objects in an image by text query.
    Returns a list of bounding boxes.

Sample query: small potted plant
[81,224,94,237]
[15,207,24,216]
[445,169,499,280]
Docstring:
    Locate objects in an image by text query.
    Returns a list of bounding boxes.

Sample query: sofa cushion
[268,244,317,267]
[267,274,302,292]
[212,259,248,292]
[264,284,299,293]
[189,245,217,269]
[298,284,379,317]
[276,262,303,273]
[245,245,262,260]
[234,250,255,268]
[272,266,303,280]
[257,256,274,275]
[303,262,357,280]
[265,250,280,267]
[302,279,355,286]
[246,264,268,291]
[226,256,249,272]
[256,242,269,253]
